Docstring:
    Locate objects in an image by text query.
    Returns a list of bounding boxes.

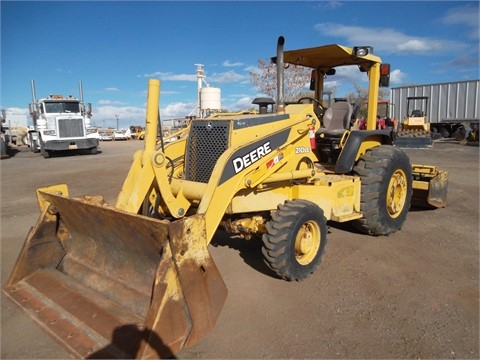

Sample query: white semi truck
[28,80,99,158]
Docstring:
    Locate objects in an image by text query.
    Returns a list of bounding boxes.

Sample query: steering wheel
[297,97,325,118]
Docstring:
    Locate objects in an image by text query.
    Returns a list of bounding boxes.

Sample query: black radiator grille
[186,121,229,183]
[58,118,84,138]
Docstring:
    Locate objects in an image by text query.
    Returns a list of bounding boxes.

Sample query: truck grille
[58,118,84,138]
[185,121,229,183]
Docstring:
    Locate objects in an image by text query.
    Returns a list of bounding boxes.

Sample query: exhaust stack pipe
[30,80,37,103]
[78,81,84,103]
[276,36,285,114]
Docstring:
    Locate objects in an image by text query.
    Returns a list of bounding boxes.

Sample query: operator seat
[317,101,353,136]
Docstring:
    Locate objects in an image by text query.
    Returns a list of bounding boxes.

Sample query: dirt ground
[1,139,478,359]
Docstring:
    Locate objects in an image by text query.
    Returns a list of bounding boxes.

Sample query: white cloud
[56,68,72,74]
[223,60,244,67]
[229,96,256,111]
[208,70,248,84]
[243,65,258,74]
[161,101,197,119]
[441,4,480,40]
[3,107,28,116]
[396,39,443,52]
[228,93,255,99]
[314,0,343,10]
[98,99,127,105]
[444,55,479,69]
[137,69,248,86]
[333,66,367,84]
[441,4,479,28]
[389,69,406,85]
[138,71,197,81]
[104,87,119,92]
[313,22,467,54]
[161,90,181,95]
[324,80,340,92]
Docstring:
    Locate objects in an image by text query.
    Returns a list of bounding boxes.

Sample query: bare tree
[249,58,311,101]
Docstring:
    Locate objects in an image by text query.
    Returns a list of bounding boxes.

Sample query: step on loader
[3,36,448,358]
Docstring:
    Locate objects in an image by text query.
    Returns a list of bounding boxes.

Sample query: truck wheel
[353,145,412,235]
[29,134,40,153]
[262,200,327,281]
[38,136,51,158]
[439,127,450,138]
[41,149,51,158]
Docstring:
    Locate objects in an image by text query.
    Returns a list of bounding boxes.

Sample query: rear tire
[353,145,412,235]
[439,127,450,138]
[262,200,327,281]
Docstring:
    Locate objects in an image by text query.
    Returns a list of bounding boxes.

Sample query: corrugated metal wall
[391,80,479,123]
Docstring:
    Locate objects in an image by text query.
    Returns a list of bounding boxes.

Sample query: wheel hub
[387,169,407,218]
[295,222,320,265]
[300,232,314,254]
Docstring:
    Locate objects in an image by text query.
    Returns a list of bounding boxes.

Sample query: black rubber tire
[29,134,40,153]
[262,200,327,281]
[39,137,51,159]
[41,149,51,159]
[439,127,450,138]
[352,145,412,235]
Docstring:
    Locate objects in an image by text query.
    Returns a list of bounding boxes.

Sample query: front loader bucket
[3,186,227,359]
[411,165,448,208]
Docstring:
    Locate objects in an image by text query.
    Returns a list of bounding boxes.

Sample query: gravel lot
[1,139,478,359]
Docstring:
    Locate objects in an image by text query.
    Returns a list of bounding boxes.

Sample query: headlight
[353,46,374,57]
[43,130,56,136]
[86,128,98,134]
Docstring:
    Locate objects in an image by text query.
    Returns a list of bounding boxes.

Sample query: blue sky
[2,1,479,129]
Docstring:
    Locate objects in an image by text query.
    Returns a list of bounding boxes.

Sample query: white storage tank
[200,87,221,111]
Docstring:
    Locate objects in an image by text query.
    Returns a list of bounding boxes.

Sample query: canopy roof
[282,44,382,70]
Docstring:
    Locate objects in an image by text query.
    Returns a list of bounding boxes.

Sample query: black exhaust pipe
[276,36,285,114]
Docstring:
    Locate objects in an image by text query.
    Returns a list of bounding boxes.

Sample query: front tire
[262,200,327,281]
[41,149,51,158]
[29,133,40,153]
[39,136,51,158]
[353,145,412,235]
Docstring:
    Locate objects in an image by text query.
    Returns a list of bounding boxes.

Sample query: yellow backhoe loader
[3,36,448,358]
